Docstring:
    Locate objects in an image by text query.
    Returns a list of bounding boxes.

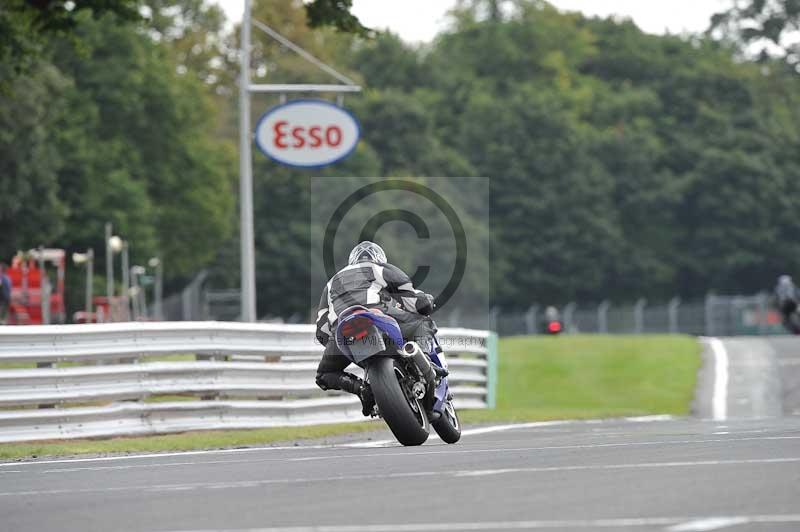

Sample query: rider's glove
[418,293,436,316]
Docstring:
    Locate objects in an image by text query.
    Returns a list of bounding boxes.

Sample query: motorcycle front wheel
[368,356,429,446]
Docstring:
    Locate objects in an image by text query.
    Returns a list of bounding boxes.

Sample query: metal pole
[86,249,94,316]
[524,305,539,335]
[38,246,50,325]
[668,297,681,334]
[239,0,257,322]
[121,242,130,321]
[563,302,576,334]
[705,293,715,337]
[634,298,647,334]
[757,292,767,336]
[105,222,113,300]
[597,300,610,334]
[139,275,148,319]
[489,307,500,333]
[155,259,163,320]
[130,268,140,320]
[448,306,461,328]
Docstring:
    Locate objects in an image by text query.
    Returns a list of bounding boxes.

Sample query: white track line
[0,416,674,468]
[342,416,674,448]
[0,444,342,469]
[10,435,799,474]
[707,338,729,421]
[667,516,749,531]
[1,456,797,497]
[163,514,800,532]
[342,420,571,448]
[289,435,800,463]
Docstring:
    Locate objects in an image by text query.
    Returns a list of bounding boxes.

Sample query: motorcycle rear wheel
[369,357,429,446]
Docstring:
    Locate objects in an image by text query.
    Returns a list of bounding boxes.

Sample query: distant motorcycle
[335,306,460,446]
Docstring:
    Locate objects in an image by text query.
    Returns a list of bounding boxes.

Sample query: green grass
[0,422,382,461]
[462,334,700,423]
[0,335,700,459]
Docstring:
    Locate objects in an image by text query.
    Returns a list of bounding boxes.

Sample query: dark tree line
[3,0,800,318]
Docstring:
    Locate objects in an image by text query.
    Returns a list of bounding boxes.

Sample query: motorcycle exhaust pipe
[402,341,436,384]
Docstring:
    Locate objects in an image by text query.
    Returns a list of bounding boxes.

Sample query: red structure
[7,249,66,325]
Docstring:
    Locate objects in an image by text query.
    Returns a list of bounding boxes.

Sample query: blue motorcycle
[335,306,461,446]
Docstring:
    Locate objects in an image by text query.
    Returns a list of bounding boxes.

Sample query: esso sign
[255,99,360,168]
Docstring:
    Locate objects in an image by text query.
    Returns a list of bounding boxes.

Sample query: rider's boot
[432,364,448,378]
[358,384,376,417]
[339,374,376,416]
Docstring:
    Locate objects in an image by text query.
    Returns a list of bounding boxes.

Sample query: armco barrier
[0,322,497,442]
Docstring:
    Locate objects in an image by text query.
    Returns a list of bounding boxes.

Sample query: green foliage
[710,0,800,72]
[6,0,800,320]
[0,0,140,80]
[0,65,69,253]
[1,5,234,318]
[305,0,370,37]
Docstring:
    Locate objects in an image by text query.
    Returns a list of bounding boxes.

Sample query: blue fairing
[366,312,405,349]
[429,339,448,414]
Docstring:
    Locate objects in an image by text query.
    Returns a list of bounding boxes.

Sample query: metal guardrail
[0,322,497,442]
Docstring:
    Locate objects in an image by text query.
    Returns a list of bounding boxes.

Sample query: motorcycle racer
[314,241,442,415]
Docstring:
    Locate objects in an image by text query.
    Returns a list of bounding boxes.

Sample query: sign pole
[238,17,360,322]
[239,0,257,322]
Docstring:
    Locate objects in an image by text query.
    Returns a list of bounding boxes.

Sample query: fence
[0,322,496,443]
[165,275,785,337]
[468,293,785,337]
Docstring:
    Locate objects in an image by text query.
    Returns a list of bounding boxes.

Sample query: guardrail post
[486,332,498,409]
[597,301,610,334]
[563,302,576,333]
[633,298,647,334]
[668,297,681,334]
[36,361,56,408]
[524,305,539,335]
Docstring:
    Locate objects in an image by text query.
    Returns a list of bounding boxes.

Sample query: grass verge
[0,422,382,461]
[462,334,700,424]
[0,335,700,459]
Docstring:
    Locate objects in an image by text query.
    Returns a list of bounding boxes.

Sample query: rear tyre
[432,399,461,444]
[369,357,429,446]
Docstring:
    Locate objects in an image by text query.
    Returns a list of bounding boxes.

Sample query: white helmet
[348,241,387,265]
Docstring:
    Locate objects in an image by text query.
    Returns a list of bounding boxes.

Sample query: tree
[305,0,370,36]
[0,65,68,256]
[710,0,800,72]
[50,12,235,278]
[0,0,139,80]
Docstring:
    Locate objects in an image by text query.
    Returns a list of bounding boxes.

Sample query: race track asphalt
[767,336,800,415]
[1,335,798,532]
[1,415,799,532]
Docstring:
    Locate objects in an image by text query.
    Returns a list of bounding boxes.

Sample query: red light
[547,321,562,333]
[341,316,372,339]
